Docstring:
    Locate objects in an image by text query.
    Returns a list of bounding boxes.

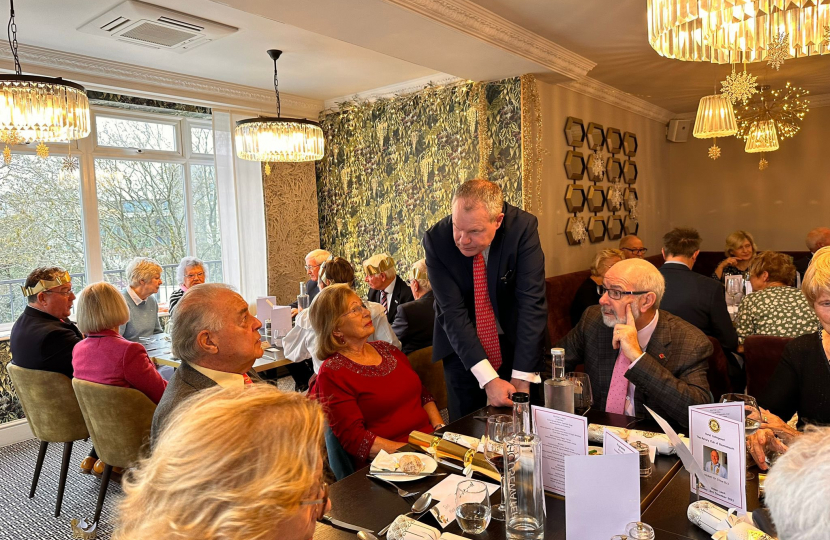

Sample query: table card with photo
[688,403,748,513]
[531,405,588,496]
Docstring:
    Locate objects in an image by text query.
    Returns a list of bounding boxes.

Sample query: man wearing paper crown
[424,179,548,421]
[363,253,414,325]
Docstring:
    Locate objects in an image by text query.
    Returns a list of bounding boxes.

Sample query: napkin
[370,450,399,472]
[442,432,484,453]
[388,515,441,540]
[589,424,690,456]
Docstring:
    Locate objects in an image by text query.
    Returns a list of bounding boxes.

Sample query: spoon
[378,492,433,536]
[358,531,379,540]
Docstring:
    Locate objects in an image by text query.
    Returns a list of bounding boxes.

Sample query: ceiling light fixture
[0,0,90,159]
[235,50,324,163]
[744,120,779,153]
[693,94,737,139]
[647,0,830,64]
[735,83,809,142]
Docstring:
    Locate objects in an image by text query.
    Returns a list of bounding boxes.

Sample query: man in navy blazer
[424,179,547,421]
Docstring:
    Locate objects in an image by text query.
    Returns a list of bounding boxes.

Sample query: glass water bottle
[504,406,545,540]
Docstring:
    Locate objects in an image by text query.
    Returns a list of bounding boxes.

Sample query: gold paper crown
[21,271,71,297]
[409,267,427,282]
[364,256,396,276]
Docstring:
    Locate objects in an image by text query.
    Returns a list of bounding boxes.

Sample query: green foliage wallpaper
[316,78,522,291]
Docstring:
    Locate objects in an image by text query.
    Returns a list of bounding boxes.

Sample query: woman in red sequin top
[310,285,444,466]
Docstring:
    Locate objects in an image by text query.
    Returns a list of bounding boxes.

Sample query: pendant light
[235,50,324,163]
[0,0,90,160]
[744,120,779,153]
[693,95,737,139]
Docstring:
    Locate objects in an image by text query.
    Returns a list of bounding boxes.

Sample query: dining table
[139,332,292,372]
[314,407,700,540]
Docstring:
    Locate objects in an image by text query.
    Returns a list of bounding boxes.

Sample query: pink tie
[473,253,502,370]
[605,349,632,414]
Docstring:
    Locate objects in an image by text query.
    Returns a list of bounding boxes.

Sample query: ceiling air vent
[78,0,237,53]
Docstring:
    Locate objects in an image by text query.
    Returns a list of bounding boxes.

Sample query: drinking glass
[484,414,514,521]
[455,480,491,534]
[566,372,593,416]
[725,275,743,318]
[720,393,762,480]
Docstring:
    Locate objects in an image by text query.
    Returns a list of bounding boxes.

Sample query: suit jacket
[558,306,713,429]
[660,262,739,351]
[368,275,414,324]
[150,361,259,445]
[10,306,82,379]
[424,202,547,372]
[391,290,436,355]
[794,254,811,277]
[290,279,320,308]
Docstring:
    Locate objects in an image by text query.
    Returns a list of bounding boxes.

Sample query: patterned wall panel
[262,162,321,305]
[0,341,25,425]
[316,78,523,294]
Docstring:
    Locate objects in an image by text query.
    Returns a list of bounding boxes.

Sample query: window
[96,116,177,152]
[191,126,214,154]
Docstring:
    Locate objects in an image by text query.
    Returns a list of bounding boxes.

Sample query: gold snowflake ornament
[759,157,769,170]
[264,162,271,176]
[767,32,790,71]
[2,145,10,164]
[35,142,49,159]
[721,64,758,105]
[708,143,721,160]
[591,149,605,179]
[61,155,79,174]
[572,216,588,244]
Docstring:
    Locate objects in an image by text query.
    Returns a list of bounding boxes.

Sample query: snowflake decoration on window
[591,149,605,179]
[2,145,10,164]
[721,64,758,105]
[35,142,49,159]
[608,182,624,210]
[759,157,769,171]
[61,155,79,174]
[708,143,721,160]
[766,32,790,71]
[572,216,588,244]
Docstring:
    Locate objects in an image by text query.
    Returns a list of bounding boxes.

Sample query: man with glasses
[558,258,712,429]
[290,249,330,317]
[619,235,648,259]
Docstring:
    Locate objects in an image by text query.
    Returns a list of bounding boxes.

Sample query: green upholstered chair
[72,379,156,524]
[407,347,448,412]
[7,364,90,517]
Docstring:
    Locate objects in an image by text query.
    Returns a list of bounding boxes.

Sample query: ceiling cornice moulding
[324,73,464,110]
[382,0,596,80]
[559,77,676,124]
[0,43,323,116]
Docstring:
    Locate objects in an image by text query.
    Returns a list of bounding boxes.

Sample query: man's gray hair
[126,257,162,288]
[410,259,431,293]
[170,283,233,365]
[452,179,504,220]
[176,256,205,285]
[306,249,331,265]
[617,258,665,308]
[766,426,830,540]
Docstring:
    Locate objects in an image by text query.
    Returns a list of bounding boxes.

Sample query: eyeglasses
[621,247,648,255]
[304,264,321,270]
[300,481,329,519]
[597,285,650,300]
[185,271,205,279]
[341,302,368,318]
[44,289,74,297]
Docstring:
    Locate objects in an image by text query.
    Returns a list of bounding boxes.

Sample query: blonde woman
[570,248,624,326]
[712,230,757,281]
[115,385,329,540]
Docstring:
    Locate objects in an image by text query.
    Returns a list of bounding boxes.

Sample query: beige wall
[667,106,830,253]
[533,81,673,276]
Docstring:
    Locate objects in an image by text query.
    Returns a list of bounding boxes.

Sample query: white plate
[588,446,603,456]
[370,452,438,482]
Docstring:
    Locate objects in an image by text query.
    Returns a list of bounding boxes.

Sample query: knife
[367,471,447,477]
[320,515,374,533]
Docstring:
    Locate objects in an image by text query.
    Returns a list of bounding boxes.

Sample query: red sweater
[72,329,167,404]
[315,341,434,465]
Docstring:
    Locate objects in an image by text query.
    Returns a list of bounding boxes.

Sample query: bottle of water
[544,348,574,413]
[505,395,545,540]
[296,281,309,311]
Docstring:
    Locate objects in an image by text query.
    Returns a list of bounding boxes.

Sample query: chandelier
[647,0,830,64]
[0,0,90,161]
[693,94,737,138]
[235,50,324,163]
[735,83,809,141]
[745,120,779,153]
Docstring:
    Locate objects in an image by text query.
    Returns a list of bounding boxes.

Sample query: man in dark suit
[364,253,414,324]
[424,179,547,421]
[151,283,263,445]
[392,259,435,355]
[794,227,830,277]
[559,258,712,429]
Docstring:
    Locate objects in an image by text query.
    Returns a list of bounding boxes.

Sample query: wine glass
[566,372,593,416]
[720,393,762,480]
[455,480,492,534]
[483,414,513,521]
[725,276,743,318]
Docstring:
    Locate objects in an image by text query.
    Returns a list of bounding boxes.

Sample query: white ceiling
[8,0,830,113]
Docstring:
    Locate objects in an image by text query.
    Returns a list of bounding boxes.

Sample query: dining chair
[7,364,90,517]
[704,336,732,401]
[72,379,156,524]
[744,335,792,397]
[407,346,448,411]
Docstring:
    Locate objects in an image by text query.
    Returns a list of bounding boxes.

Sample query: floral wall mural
[316,78,523,293]
[0,341,24,425]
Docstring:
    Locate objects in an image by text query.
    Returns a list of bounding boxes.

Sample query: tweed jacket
[558,306,713,429]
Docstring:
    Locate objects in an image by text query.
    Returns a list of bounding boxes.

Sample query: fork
[366,474,420,498]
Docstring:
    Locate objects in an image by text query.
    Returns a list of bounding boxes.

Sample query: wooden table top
[140,333,291,372]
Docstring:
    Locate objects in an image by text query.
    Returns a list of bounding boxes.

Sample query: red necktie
[473,253,502,370]
[242,373,254,386]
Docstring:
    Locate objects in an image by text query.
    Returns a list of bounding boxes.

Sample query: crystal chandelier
[693,95,737,138]
[235,50,324,162]
[647,0,830,64]
[0,0,90,158]
[745,120,779,153]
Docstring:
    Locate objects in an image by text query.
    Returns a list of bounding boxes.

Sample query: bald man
[795,227,830,277]
[619,235,647,259]
[557,258,712,429]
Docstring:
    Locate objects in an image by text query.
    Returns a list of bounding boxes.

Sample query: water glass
[720,393,762,480]
[566,372,593,416]
[484,414,513,521]
[455,480,491,534]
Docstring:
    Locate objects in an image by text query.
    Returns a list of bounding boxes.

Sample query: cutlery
[320,515,374,533]
[366,474,420,498]
[379,492,433,535]
[436,459,464,471]
[358,531,379,540]
[368,471,447,477]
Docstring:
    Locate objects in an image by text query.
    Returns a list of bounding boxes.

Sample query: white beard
[601,302,641,328]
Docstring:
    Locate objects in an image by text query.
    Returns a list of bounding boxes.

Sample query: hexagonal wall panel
[564,150,586,180]
[624,216,639,236]
[623,160,638,184]
[606,157,623,182]
[606,127,623,154]
[586,153,605,182]
[565,217,587,245]
[586,122,605,150]
[606,184,624,212]
[564,183,586,213]
[624,187,638,211]
[623,132,638,157]
[607,215,624,240]
[564,117,586,147]
[586,185,605,213]
[587,216,606,243]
